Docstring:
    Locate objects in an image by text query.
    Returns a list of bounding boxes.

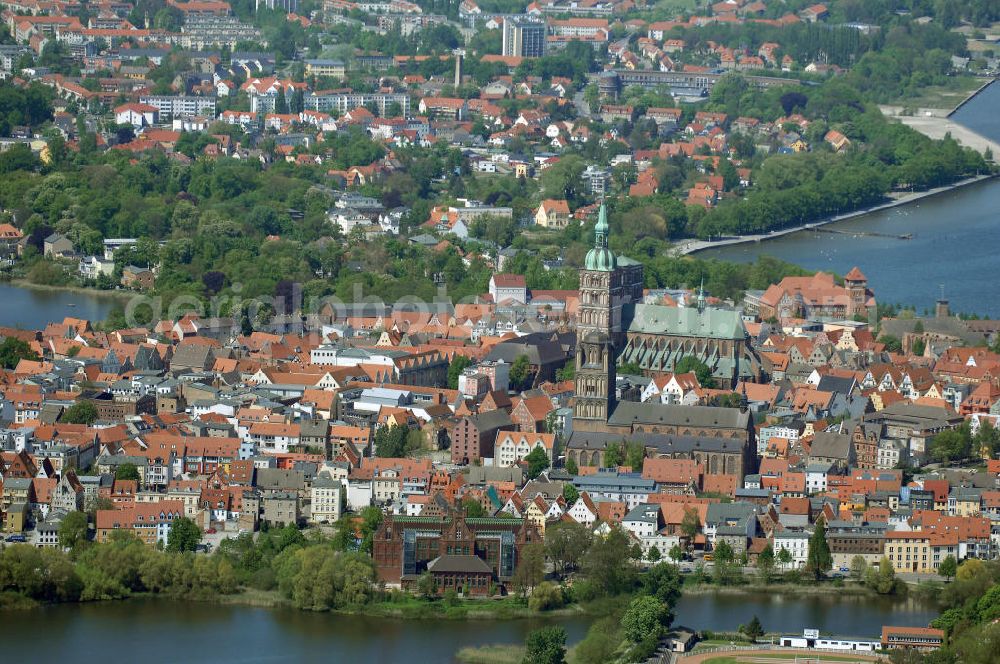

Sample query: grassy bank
[193,587,588,621]
[680,581,879,597]
[455,644,525,664]
[6,277,133,300]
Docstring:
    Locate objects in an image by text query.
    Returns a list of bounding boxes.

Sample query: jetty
[811,228,913,240]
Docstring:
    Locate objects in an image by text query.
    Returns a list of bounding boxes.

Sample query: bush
[528,582,565,611]
[251,567,276,590]
[573,617,620,664]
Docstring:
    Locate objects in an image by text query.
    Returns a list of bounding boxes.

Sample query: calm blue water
[0,593,936,663]
[952,79,1000,141]
[700,80,1000,317]
[0,282,120,329]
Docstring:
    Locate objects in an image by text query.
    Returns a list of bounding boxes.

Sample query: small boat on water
[66,303,76,307]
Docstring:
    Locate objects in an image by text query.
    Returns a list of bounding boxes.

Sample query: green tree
[865,557,898,595]
[115,463,141,482]
[582,526,638,596]
[555,361,575,381]
[512,542,545,595]
[166,517,201,553]
[573,618,618,664]
[680,507,700,544]
[930,424,973,463]
[740,615,765,642]
[625,441,646,472]
[878,335,903,353]
[806,518,833,580]
[58,511,90,550]
[974,420,1000,459]
[539,154,586,204]
[603,442,624,468]
[0,337,40,368]
[510,354,531,389]
[668,545,684,563]
[621,594,667,643]
[939,555,958,581]
[374,425,413,458]
[416,571,437,599]
[777,547,793,569]
[358,506,383,554]
[714,540,735,564]
[544,521,592,578]
[756,543,776,583]
[562,483,579,505]
[850,555,868,582]
[674,356,716,388]
[522,626,566,664]
[61,401,98,425]
[461,496,486,518]
[447,354,472,389]
[528,581,565,611]
[642,562,682,609]
[565,457,578,476]
[524,446,550,479]
[647,545,662,563]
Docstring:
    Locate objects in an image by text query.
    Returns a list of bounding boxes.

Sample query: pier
[811,228,913,240]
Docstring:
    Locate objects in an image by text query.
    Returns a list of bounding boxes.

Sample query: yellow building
[884,532,931,573]
[305,59,346,78]
[523,495,549,536]
[534,199,571,229]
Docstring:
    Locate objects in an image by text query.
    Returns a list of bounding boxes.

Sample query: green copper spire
[595,202,609,236]
[585,202,616,272]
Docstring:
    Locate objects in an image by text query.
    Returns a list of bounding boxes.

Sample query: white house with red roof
[114,102,158,128]
[489,273,527,305]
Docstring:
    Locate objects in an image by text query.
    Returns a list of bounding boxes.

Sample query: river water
[699,80,1000,318]
[0,593,937,663]
[0,282,120,329]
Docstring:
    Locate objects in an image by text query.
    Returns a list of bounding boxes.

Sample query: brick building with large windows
[373,510,540,595]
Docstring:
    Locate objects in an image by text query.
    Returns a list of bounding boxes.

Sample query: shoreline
[3,580,912,615]
[2,277,134,301]
[947,76,997,117]
[676,173,998,257]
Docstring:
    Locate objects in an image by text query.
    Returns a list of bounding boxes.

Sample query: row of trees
[0,530,237,606]
[929,421,1000,464]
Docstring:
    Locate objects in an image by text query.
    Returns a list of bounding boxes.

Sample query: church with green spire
[571,203,761,461]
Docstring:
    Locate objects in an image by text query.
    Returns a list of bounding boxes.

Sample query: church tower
[574,204,618,425]
[844,266,867,318]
